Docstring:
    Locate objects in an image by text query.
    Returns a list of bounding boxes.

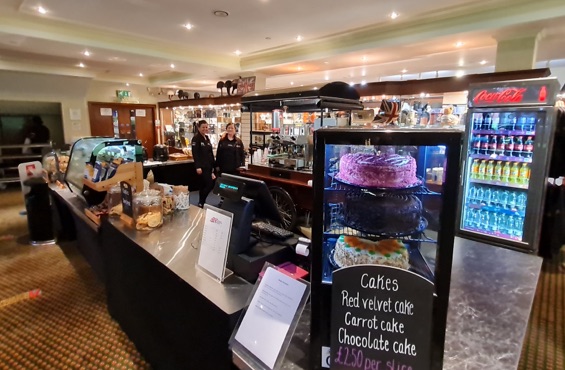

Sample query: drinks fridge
[458,77,560,253]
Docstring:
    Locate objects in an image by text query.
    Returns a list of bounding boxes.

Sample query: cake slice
[333,235,409,269]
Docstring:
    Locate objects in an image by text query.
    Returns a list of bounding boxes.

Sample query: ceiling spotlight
[77,63,85,68]
[361,56,367,62]
[297,66,302,71]
[420,92,426,98]
[234,50,242,56]
[480,60,487,65]
[126,83,130,86]
[361,80,367,86]
[401,69,408,73]
[83,50,91,57]
[324,76,330,81]
[390,12,399,19]
[170,64,175,69]
[290,81,294,85]
[324,61,329,64]
[349,82,355,86]
[458,59,465,67]
[361,70,366,77]
[37,6,48,14]
[213,10,229,17]
[455,41,464,48]
[139,73,143,77]
[184,23,193,30]
[296,35,303,42]
[456,70,465,78]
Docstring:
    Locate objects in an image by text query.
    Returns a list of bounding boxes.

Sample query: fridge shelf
[470,153,532,163]
[472,129,535,136]
[465,203,525,218]
[327,176,440,195]
[463,226,522,242]
[323,227,437,244]
[470,178,529,190]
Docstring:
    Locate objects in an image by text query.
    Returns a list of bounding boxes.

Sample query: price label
[120,181,133,218]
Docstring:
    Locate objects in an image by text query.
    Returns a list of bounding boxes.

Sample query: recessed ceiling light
[184,23,193,30]
[126,83,130,86]
[139,73,143,77]
[296,35,303,42]
[401,69,408,73]
[77,63,85,68]
[455,41,464,48]
[170,64,175,69]
[458,59,465,67]
[349,82,355,86]
[213,10,229,17]
[361,70,366,77]
[361,80,367,86]
[83,50,91,57]
[324,76,330,81]
[313,87,318,90]
[324,61,329,64]
[456,70,465,78]
[290,81,294,85]
[480,60,487,65]
[37,6,48,14]
[234,50,242,56]
[390,12,399,19]
[361,56,367,62]
[420,92,426,98]
[297,66,302,71]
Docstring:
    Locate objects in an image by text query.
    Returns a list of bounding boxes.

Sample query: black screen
[218,173,283,225]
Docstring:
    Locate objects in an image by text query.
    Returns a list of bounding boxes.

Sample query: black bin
[23,177,55,245]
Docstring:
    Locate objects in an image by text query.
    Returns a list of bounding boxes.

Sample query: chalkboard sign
[330,265,434,370]
[120,181,134,218]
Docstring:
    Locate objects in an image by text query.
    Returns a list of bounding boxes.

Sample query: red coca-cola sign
[473,88,527,105]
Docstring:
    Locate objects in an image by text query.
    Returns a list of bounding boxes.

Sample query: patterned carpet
[0,187,150,369]
[0,185,563,369]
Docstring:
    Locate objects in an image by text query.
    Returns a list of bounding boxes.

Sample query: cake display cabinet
[310,128,462,369]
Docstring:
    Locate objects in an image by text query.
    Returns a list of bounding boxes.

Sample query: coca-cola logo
[473,88,527,105]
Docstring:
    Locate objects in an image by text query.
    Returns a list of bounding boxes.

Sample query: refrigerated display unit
[310,128,462,369]
[457,77,560,253]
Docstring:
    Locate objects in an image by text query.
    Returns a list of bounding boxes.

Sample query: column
[494,30,545,72]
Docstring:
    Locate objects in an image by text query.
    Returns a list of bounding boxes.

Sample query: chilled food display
[333,235,409,269]
[344,193,423,235]
[336,152,419,188]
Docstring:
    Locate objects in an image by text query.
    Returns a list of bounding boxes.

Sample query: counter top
[50,185,99,231]
[247,162,313,176]
[107,209,254,316]
[239,237,541,370]
[143,159,194,168]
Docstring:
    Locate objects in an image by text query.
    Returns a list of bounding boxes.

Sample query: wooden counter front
[241,164,314,211]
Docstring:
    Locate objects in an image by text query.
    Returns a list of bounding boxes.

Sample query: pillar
[494,30,545,72]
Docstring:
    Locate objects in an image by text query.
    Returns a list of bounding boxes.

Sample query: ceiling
[1,0,565,93]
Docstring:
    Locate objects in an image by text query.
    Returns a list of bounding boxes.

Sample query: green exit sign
[116,90,132,99]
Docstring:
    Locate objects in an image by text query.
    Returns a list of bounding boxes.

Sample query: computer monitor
[218,173,284,226]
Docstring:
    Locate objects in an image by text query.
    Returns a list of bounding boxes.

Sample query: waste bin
[23,177,55,245]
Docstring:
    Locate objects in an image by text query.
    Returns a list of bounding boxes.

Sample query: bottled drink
[494,161,503,181]
[519,163,530,185]
[488,135,498,154]
[500,113,509,130]
[516,192,527,211]
[491,113,500,131]
[499,214,509,234]
[505,136,515,157]
[468,186,477,203]
[508,191,517,210]
[524,137,534,158]
[477,186,485,204]
[497,135,506,154]
[473,135,481,154]
[481,211,491,229]
[502,161,511,183]
[500,190,510,208]
[481,135,490,155]
[471,159,480,179]
[526,116,536,132]
[490,212,500,232]
[517,116,527,131]
[510,162,520,183]
[483,113,492,130]
[486,160,495,180]
[478,160,487,179]
[507,215,516,236]
[474,114,483,130]
[514,217,524,239]
[491,189,501,207]
[509,115,517,130]
[514,136,524,157]
[484,187,492,206]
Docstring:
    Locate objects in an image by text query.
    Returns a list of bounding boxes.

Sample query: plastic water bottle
[508,191,517,210]
[468,186,477,204]
[514,217,524,239]
[500,190,509,209]
[516,192,527,211]
[477,187,485,205]
[507,215,516,236]
[491,189,501,207]
[499,214,508,234]
[484,187,492,206]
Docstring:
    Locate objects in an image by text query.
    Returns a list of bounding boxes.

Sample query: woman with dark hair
[191,120,215,207]
[215,122,245,176]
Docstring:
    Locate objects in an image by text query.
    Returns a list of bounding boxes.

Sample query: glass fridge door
[460,108,546,244]
[321,144,449,286]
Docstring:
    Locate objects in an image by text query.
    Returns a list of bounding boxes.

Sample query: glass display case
[310,128,462,370]
[64,137,142,204]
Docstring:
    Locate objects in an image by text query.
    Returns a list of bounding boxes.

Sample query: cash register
[211,174,296,282]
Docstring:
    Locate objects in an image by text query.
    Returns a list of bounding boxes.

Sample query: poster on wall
[330,265,434,370]
[237,76,256,96]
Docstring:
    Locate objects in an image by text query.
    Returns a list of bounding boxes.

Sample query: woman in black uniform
[191,120,216,207]
[215,122,245,176]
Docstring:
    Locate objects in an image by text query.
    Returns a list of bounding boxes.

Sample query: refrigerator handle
[460,159,466,186]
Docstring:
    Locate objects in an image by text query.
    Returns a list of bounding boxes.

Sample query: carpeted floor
[0,187,150,369]
[0,185,563,369]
